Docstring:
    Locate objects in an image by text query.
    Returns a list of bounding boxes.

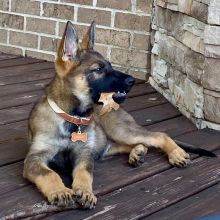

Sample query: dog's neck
[47,76,93,117]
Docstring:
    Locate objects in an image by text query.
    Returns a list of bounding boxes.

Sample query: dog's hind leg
[72,151,97,209]
[23,151,74,206]
[113,129,190,167]
[99,109,190,167]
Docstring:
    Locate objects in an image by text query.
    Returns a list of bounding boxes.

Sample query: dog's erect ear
[57,21,79,61]
[81,21,96,50]
[56,21,80,77]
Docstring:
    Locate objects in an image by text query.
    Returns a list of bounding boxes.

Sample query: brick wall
[0,0,152,79]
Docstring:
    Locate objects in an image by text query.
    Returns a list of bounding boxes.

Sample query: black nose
[125,76,135,87]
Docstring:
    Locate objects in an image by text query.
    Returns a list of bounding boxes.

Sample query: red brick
[110,48,150,69]
[0,29,7,43]
[115,13,151,31]
[94,45,108,57]
[136,0,152,14]
[0,0,9,11]
[0,13,24,30]
[132,34,151,50]
[40,37,58,52]
[0,44,23,56]
[129,69,149,80]
[61,0,92,5]
[112,65,128,73]
[26,18,56,35]
[78,8,111,26]
[10,31,38,48]
[11,0,40,15]
[97,0,131,10]
[43,3,74,20]
[59,23,131,47]
[96,28,130,47]
[25,50,55,62]
[59,22,88,39]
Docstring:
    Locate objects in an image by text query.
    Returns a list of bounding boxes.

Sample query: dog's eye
[96,66,103,72]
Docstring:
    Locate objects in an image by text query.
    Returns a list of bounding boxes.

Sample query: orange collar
[47,97,93,126]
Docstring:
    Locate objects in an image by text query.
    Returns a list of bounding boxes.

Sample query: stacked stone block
[150,0,220,130]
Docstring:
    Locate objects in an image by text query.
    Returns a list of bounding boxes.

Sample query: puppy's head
[55,21,135,104]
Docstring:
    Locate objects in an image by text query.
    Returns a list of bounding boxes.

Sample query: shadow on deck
[0,52,219,220]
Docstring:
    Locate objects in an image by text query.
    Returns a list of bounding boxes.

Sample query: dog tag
[71,129,87,143]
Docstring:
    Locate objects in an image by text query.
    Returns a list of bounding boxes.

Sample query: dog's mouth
[112,91,128,104]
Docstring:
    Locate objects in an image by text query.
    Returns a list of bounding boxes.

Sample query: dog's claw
[73,187,97,209]
[129,144,148,167]
[48,187,75,207]
[169,148,191,168]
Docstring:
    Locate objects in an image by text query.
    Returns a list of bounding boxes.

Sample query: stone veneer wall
[0,0,152,80]
[150,0,220,130]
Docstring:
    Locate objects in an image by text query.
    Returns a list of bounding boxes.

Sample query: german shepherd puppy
[23,21,193,209]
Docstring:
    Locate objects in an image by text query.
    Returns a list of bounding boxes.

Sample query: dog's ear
[56,21,80,77]
[81,21,96,50]
[58,21,79,61]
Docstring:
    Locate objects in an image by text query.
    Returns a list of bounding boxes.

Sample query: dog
[23,21,214,209]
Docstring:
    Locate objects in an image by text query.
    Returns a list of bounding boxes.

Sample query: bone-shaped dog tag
[71,131,87,143]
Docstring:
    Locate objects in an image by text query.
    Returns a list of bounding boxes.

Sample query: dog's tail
[175,140,217,157]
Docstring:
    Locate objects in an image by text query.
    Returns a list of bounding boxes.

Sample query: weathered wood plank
[0,90,43,110]
[0,105,180,165]
[45,150,220,220]
[0,115,198,197]
[0,57,45,69]
[0,62,54,78]
[0,52,20,61]
[0,116,194,171]
[0,139,28,167]
[128,83,156,98]
[0,185,44,218]
[0,104,34,125]
[0,120,27,142]
[122,93,167,112]
[146,183,220,220]
[0,129,219,216]
[0,78,51,97]
[0,161,27,195]
[0,116,195,145]
[0,83,155,110]
[146,116,197,137]
[135,79,146,84]
[0,69,54,86]
[92,129,220,197]
[1,148,219,219]
[0,92,171,126]
[175,128,220,151]
[131,103,181,126]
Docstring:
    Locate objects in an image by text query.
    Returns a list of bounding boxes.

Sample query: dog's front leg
[23,151,74,206]
[72,151,97,209]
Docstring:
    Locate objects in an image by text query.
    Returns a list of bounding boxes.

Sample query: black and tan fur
[23,21,195,209]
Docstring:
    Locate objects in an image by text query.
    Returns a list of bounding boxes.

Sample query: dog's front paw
[72,186,97,209]
[129,144,148,167]
[168,148,191,167]
[48,187,75,207]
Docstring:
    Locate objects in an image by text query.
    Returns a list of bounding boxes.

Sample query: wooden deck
[0,52,219,220]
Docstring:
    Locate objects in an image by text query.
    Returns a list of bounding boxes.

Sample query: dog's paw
[129,144,148,167]
[72,187,97,209]
[48,187,75,207]
[168,148,191,168]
